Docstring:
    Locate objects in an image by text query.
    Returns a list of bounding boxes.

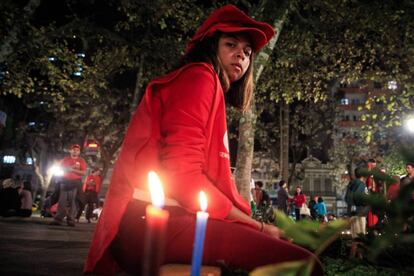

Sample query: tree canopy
[254,0,414,177]
[1,0,413,187]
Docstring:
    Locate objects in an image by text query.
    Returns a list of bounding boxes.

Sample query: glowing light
[3,155,16,164]
[199,191,207,211]
[26,157,34,165]
[405,118,414,133]
[388,80,397,90]
[88,143,98,148]
[148,171,165,208]
[49,165,64,176]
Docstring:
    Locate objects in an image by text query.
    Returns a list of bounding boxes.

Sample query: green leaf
[250,258,315,276]
[274,210,348,254]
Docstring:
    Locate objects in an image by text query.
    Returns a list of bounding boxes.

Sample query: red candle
[142,171,169,276]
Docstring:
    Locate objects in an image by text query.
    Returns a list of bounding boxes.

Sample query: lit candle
[191,191,209,276]
[142,171,170,276]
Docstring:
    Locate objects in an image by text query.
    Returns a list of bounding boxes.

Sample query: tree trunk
[0,0,42,63]
[33,160,47,208]
[235,14,286,201]
[130,53,145,115]
[235,105,256,201]
[280,100,289,181]
[28,137,50,208]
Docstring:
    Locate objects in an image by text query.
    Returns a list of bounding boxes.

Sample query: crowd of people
[250,179,331,224]
[45,144,102,226]
[0,143,103,226]
[345,160,414,258]
[0,175,33,217]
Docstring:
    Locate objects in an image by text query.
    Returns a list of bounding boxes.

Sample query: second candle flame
[199,191,207,212]
[148,171,165,209]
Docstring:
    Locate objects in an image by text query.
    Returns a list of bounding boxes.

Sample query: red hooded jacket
[84,63,251,274]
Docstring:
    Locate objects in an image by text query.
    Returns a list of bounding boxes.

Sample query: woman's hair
[318,197,323,203]
[181,32,255,112]
[294,186,302,196]
[23,181,31,191]
[255,181,264,188]
[279,180,286,187]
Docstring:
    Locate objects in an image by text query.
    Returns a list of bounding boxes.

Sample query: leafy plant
[250,210,348,275]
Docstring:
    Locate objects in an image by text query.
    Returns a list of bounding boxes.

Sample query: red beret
[71,144,81,150]
[187,4,275,53]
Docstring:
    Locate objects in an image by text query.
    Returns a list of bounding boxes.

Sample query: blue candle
[191,191,209,276]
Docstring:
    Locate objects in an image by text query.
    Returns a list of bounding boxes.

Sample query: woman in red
[292,186,307,221]
[84,4,322,275]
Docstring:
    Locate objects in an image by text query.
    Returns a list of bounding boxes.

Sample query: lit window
[3,155,16,164]
[388,80,397,90]
[26,157,34,165]
[340,98,349,105]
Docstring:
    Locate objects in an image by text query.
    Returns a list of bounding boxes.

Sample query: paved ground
[0,213,96,276]
[0,214,223,276]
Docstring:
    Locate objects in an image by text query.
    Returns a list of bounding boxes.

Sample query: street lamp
[405,117,414,133]
[49,165,64,177]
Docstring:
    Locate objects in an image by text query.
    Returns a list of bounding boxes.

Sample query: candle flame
[148,171,164,208]
[199,191,207,211]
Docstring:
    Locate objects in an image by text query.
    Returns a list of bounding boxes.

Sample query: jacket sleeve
[95,176,101,193]
[82,176,89,192]
[159,65,233,219]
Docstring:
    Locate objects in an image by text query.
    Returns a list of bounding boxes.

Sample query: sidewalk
[0,213,96,275]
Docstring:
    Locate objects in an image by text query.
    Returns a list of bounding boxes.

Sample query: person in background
[17,180,33,217]
[345,177,355,216]
[50,144,87,227]
[41,175,61,218]
[401,162,414,187]
[327,213,337,221]
[252,181,270,209]
[365,158,379,228]
[386,176,400,202]
[308,196,318,220]
[92,200,104,220]
[85,5,322,275]
[277,180,289,215]
[292,186,306,221]
[348,168,369,258]
[313,197,327,223]
[82,169,102,223]
[249,178,256,213]
[252,180,273,223]
[366,159,377,193]
[0,178,21,217]
[399,162,414,232]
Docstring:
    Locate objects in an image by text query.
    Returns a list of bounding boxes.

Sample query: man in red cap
[85,4,322,275]
[50,144,87,226]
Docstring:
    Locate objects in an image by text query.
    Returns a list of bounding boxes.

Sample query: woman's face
[217,33,252,83]
[296,187,301,193]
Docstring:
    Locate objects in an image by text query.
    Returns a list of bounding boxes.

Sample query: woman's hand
[262,223,283,239]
